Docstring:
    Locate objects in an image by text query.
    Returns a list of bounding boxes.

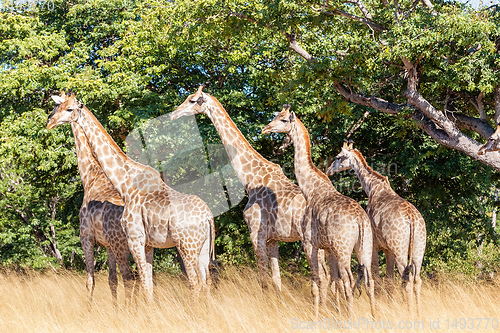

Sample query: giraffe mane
[351,149,389,183]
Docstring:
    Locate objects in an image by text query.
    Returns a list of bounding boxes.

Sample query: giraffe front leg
[80,232,96,302]
[303,241,321,316]
[244,204,270,290]
[122,211,153,305]
[115,247,134,307]
[106,248,118,307]
[267,240,281,292]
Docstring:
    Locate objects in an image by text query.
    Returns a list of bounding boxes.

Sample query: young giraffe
[478,124,500,155]
[262,105,375,316]
[71,121,134,305]
[47,91,215,302]
[328,141,426,315]
[170,86,329,295]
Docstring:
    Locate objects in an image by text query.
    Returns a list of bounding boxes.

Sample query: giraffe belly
[146,226,176,248]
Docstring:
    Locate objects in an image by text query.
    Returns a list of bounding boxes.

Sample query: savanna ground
[1,267,499,332]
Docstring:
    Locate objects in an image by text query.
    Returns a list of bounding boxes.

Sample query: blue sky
[460,0,500,7]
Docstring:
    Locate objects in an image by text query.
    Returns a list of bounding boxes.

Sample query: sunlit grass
[0,267,499,332]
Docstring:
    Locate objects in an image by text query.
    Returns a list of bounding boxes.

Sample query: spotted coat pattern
[262,106,375,316]
[328,143,426,315]
[170,86,328,292]
[47,91,215,303]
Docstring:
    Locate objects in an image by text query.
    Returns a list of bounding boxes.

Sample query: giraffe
[47,90,215,302]
[71,121,134,305]
[478,124,500,155]
[262,105,375,316]
[170,86,329,295]
[327,141,426,315]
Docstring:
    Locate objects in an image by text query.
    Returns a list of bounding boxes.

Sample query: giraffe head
[261,104,295,134]
[47,90,84,129]
[170,85,208,120]
[327,140,355,175]
[478,124,500,155]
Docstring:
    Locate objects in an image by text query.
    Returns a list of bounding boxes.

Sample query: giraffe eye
[66,108,73,112]
[280,119,288,123]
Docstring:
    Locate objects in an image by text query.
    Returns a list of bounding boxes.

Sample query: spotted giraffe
[329,141,427,315]
[262,105,375,316]
[71,121,134,305]
[170,86,329,297]
[47,90,215,302]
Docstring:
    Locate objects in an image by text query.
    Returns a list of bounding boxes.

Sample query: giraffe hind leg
[107,248,118,306]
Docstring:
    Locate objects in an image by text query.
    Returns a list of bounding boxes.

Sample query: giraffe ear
[289,111,295,121]
[51,95,65,104]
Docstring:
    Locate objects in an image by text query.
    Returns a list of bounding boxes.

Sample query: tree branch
[495,86,500,124]
[284,30,314,63]
[345,0,373,19]
[421,0,438,15]
[310,3,388,32]
[447,112,494,139]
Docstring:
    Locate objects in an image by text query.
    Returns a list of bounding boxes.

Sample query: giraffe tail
[402,216,415,284]
[354,264,365,298]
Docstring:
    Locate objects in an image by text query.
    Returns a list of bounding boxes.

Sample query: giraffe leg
[303,242,321,316]
[267,240,281,292]
[395,255,413,316]
[107,248,118,307]
[123,212,153,304]
[326,250,340,312]
[177,244,202,300]
[115,248,134,306]
[413,261,423,317]
[317,249,330,307]
[245,204,271,290]
[355,248,376,318]
[371,244,382,297]
[198,222,212,294]
[354,223,376,318]
[81,233,96,302]
[338,263,354,318]
[385,251,396,296]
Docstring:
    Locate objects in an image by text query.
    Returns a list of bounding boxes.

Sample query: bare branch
[346,110,370,138]
[402,0,420,20]
[495,86,500,124]
[412,110,500,168]
[469,91,485,121]
[284,30,315,63]
[310,4,388,32]
[448,112,494,139]
[420,0,438,15]
[334,82,405,114]
[345,0,373,19]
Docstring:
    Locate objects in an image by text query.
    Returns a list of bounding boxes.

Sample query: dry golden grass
[0,267,499,332]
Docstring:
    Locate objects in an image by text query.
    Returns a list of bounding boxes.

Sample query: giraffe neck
[71,122,123,205]
[289,117,334,199]
[71,122,106,191]
[76,106,153,198]
[349,150,392,197]
[205,96,275,186]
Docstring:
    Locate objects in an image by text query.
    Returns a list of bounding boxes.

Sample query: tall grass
[0,267,499,332]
